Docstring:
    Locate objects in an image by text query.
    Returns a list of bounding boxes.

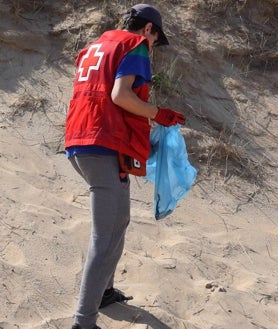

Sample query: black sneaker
[71,324,101,329]
[99,287,133,309]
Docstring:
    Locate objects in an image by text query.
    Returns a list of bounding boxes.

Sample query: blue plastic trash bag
[144,124,197,220]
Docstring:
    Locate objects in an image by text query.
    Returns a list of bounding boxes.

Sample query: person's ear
[144,22,153,33]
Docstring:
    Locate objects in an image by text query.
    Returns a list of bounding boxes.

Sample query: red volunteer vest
[65,30,151,163]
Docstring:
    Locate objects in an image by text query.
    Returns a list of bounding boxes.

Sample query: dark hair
[122,16,161,37]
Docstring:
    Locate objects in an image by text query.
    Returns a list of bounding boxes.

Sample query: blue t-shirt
[66,42,151,158]
[115,42,151,86]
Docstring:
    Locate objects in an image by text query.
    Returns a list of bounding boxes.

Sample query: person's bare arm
[111,75,158,119]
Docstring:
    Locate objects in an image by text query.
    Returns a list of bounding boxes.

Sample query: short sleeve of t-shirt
[115,42,152,88]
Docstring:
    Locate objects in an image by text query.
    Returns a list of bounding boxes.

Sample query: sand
[1,1,277,329]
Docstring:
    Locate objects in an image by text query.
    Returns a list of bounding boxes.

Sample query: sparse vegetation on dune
[1,0,277,207]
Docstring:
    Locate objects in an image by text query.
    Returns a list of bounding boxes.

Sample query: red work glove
[153,108,186,127]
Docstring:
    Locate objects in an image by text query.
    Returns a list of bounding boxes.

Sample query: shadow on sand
[100,302,171,329]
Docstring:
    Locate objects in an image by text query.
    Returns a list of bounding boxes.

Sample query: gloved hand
[153,108,186,127]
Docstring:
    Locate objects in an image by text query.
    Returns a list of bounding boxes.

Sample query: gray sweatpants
[69,154,130,328]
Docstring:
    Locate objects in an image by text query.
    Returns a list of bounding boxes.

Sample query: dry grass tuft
[186,126,265,187]
[8,94,48,121]
[205,139,263,183]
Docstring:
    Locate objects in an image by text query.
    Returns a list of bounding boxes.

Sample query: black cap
[124,4,169,46]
